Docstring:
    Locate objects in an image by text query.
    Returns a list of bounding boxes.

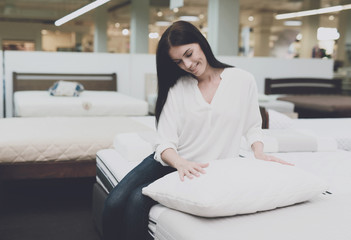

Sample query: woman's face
[169,43,208,77]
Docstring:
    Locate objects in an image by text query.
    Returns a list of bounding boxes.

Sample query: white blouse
[154,67,263,165]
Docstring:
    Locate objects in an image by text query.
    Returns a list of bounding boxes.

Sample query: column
[253,12,273,57]
[299,0,320,58]
[94,4,108,52]
[337,0,351,66]
[207,0,240,56]
[130,0,149,53]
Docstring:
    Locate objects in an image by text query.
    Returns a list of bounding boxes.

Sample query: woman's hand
[174,158,209,181]
[254,152,294,166]
[251,141,294,166]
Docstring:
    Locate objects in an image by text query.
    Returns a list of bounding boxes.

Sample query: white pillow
[240,129,338,153]
[142,158,328,217]
[268,109,294,129]
[113,131,158,162]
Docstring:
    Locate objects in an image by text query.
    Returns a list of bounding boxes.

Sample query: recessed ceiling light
[248,16,254,21]
[155,21,171,26]
[173,8,179,13]
[122,29,129,36]
[284,20,302,26]
[329,15,335,20]
[179,16,199,22]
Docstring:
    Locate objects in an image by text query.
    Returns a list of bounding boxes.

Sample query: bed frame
[264,77,351,118]
[13,72,117,92]
[0,72,117,180]
[264,77,342,95]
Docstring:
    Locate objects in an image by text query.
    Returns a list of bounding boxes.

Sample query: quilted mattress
[0,117,154,164]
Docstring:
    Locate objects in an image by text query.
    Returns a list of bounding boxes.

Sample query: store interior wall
[2,50,333,117]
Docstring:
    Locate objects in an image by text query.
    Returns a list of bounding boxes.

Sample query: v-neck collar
[193,68,226,107]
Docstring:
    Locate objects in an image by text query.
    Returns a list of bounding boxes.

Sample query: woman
[102,21,291,240]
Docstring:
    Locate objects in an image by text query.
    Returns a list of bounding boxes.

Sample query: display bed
[0,117,154,180]
[12,72,148,117]
[264,77,351,118]
[93,148,351,239]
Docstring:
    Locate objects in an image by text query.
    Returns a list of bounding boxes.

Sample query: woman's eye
[175,60,182,65]
[186,52,192,57]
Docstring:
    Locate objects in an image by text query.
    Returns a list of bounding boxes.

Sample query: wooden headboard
[264,77,342,95]
[13,72,117,92]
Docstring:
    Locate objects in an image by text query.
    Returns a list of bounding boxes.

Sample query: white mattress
[14,90,148,117]
[291,118,351,151]
[96,149,351,240]
[258,94,295,113]
[0,116,154,164]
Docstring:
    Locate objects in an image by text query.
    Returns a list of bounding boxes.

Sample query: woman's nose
[183,58,192,69]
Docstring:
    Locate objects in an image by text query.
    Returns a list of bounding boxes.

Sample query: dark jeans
[102,153,175,240]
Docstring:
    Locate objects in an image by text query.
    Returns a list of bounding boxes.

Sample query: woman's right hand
[174,158,209,181]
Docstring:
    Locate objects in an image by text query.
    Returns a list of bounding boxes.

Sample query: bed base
[0,160,96,180]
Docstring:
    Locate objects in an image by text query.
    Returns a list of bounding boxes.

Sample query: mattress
[14,90,148,117]
[95,148,351,240]
[0,116,154,164]
[258,94,295,113]
[291,118,351,151]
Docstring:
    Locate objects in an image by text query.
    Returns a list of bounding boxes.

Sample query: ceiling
[0,0,347,32]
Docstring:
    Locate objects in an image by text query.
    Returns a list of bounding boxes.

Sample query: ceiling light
[329,15,335,20]
[155,21,171,26]
[296,33,302,40]
[248,16,254,22]
[275,4,351,20]
[157,10,163,17]
[173,8,179,13]
[115,22,120,28]
[317,27,340,41]
[149,32,159,39]
[55,0,110,26]
[122,29,129,36]
[179,16,199,22]
[284,20,302,26]
[199,14,204,19]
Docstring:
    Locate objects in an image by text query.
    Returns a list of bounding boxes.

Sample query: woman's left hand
[254,153,294,166]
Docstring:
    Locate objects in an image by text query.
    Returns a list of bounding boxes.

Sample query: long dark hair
[155,21,232,124]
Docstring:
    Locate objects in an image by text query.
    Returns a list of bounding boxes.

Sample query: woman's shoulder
[222,67,254,79]
[222,67,255,85]
[170,75,196,91]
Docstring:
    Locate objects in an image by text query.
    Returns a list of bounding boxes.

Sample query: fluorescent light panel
[55,0,110,26]
[275,4,351,20]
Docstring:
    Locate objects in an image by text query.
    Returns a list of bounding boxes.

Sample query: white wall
[0,51,3,118]
[3,51,334,117]
[218,57,334,94]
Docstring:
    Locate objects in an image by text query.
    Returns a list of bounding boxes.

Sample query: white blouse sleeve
[154,87,180,166]
[243,76,263,147]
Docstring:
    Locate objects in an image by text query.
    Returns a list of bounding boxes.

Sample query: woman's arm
[161,148,209,181]
[251,141,294,166]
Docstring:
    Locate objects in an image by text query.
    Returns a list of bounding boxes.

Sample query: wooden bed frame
[264,77,351,118]
[13,72,117,92]
[0,72,117,180]
[264,77,342,95]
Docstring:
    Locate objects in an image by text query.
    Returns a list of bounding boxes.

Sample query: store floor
[0,177,101,240]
